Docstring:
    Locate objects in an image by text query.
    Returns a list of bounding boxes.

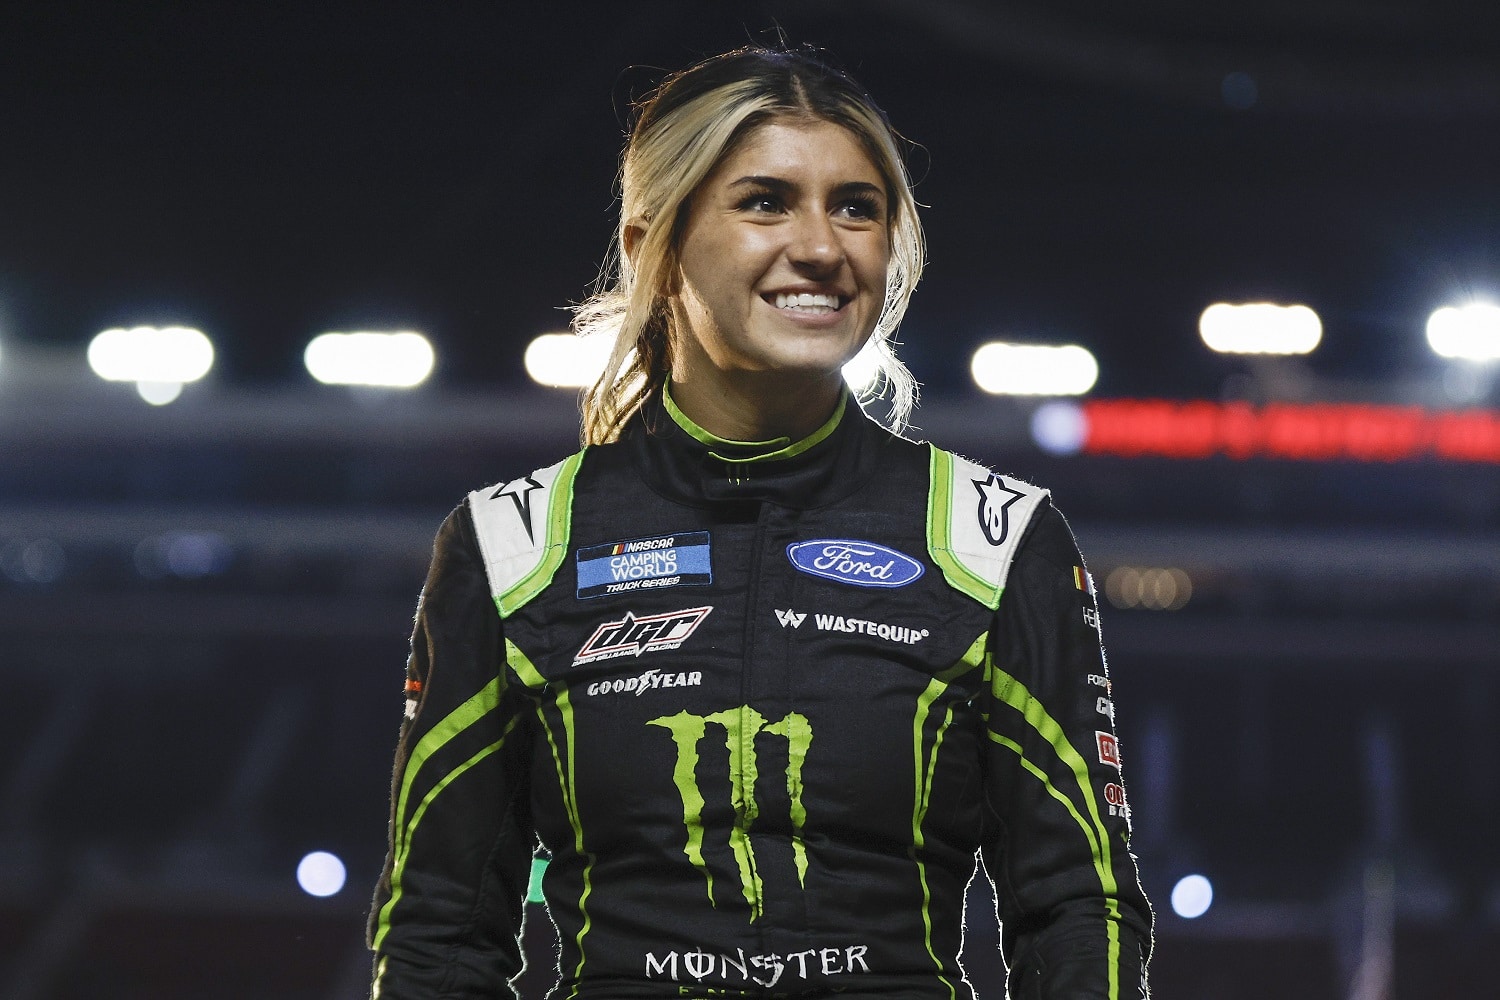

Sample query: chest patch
[576,531,712,599]
[786,539,925,589]
[573,605,714,665]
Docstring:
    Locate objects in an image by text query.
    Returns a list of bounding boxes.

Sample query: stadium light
[296,851,347,897]
[1030,401,1088,456]
[1105,566,1193,611]
[1199,302,1321,355]
[88,326,215,404]
[1426,303,1500,361]
[523,332,613,388]
[971,342,1098,396]
[1171,874,1214,919]
[136,381,183,405]
[304,331,435,388]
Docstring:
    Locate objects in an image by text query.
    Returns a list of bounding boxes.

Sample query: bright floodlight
[88,326,215,383]
[1030,401,1087,456]
[296,851,347,897]
[136,381,183,405]
[304,331,435,388]
[1199,302,1321,355]
[523,332,614,388]
[1427,303,1500,360]
[971,342,1098,396]
[1171,874,1213,919]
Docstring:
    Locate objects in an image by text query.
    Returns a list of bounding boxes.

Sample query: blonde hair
[575,45,926,445]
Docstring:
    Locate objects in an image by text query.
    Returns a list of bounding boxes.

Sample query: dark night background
[1,2,1498,998]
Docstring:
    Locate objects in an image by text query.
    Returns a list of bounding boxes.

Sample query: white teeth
[774,292,841,311]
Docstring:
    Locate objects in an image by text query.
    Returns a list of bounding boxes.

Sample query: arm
[981,502,1153,1000]
[367,504,537,999]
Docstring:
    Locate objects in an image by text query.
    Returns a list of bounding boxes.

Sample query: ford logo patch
[786,539,925,589]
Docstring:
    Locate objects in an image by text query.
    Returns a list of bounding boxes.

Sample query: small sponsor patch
[1096,696,1114,720]
[774,608,928,644]
[576,531,711,599]
[1104,782,1131,820]
[786,539,924,589]
[1096,731,1121,769]
[1073,565,1095,594]
[585,667,703,698]
[573,606,713,665]
[775,609,807,628]
[1087,673,1112,693]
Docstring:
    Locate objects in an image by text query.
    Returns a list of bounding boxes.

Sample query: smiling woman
[666,119,892,441]
[576,45,924,446]
[368,44,1152,1000]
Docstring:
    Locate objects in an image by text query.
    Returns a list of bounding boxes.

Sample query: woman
[369,45,1152,999]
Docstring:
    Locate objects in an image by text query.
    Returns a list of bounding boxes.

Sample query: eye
[836,195,884,222]
[736,189,784,214]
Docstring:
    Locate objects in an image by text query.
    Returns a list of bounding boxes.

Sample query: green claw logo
[647,707,812,922]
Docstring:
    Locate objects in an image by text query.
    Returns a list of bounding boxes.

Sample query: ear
[625,216,682,296]
[622,217,650,268]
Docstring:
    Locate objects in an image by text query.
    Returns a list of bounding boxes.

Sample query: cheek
[853,231,892,279]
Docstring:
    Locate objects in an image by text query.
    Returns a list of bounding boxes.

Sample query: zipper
[737,499,770,929]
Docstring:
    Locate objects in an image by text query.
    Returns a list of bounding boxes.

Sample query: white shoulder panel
[466,453,578,614]
[928,447,1050,609]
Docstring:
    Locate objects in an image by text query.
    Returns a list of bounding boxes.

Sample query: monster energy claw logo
[647,707,812,922]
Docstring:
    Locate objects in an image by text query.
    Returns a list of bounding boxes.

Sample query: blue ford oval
[785,539,925,589]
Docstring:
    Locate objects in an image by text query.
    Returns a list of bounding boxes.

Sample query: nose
[786,210,844,273]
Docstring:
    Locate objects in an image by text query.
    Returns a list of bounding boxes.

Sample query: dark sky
[2,0,1497,398]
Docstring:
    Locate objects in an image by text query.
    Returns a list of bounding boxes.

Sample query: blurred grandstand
[2,368,1496,998]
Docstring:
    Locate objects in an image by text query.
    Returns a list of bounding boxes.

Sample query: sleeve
[367,504,538,999]
[980,501,1154,1000]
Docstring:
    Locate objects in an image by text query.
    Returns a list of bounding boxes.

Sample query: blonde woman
[370,45,1151,1000]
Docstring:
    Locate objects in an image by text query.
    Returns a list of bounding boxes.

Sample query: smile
[770,292,845,313]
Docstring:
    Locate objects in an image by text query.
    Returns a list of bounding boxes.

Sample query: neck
[666,369,845,443]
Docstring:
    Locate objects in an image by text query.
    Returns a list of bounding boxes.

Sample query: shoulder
[463,448,589,617]
[923,443,1052,610]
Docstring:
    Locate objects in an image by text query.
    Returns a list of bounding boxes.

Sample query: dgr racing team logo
[573,606,712,665]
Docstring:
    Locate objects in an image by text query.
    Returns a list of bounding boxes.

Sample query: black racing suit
[368,389,1152,999]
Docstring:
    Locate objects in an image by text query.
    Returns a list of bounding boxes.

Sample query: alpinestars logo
[492,475,544,543]
[973,474,1025,546]
[573,606,712,665]
[648,706,812,923]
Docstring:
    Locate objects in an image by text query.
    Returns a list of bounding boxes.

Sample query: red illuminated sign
[1080,400,1500,463]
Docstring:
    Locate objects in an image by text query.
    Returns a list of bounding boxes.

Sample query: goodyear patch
[576,531,711,599]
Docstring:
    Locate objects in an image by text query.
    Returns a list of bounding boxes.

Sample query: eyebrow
[727,176,887,201]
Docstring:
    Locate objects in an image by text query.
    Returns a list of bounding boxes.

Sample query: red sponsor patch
[1103,781,1130,820]
[1096,731,1120,769]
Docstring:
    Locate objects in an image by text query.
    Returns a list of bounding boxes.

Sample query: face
[668,118,891,386]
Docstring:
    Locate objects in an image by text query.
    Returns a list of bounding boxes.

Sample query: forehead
[708,118,885,187]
